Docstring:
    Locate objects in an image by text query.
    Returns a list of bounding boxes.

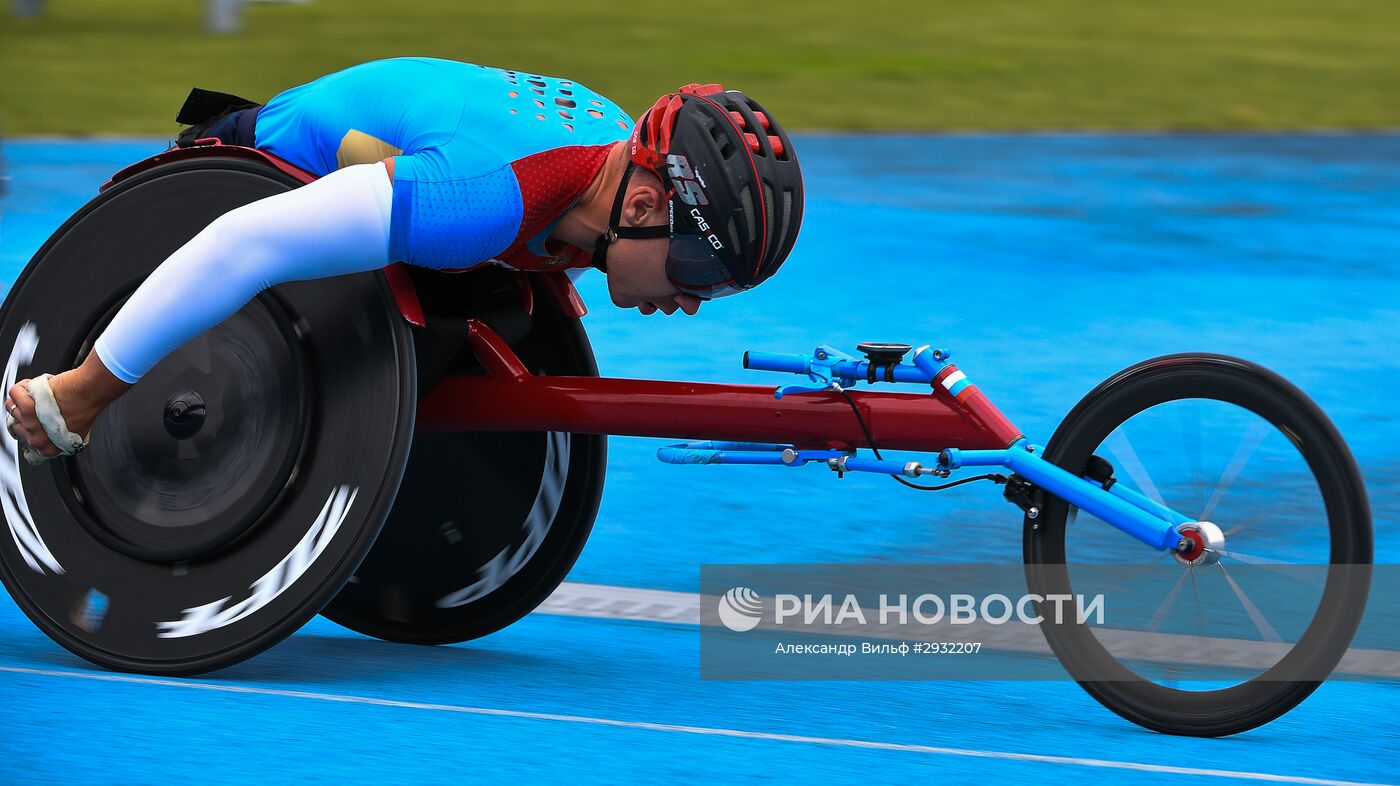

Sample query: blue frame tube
[656,442,793,465]
[1106,482,1181,524]
[841,455,914,475]
[943,446,1186,551]
[656,441,853,467]
[656,441,1186,553]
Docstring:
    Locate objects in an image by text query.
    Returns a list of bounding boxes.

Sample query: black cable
[896,473,1010,492]
[834,386,1006,492]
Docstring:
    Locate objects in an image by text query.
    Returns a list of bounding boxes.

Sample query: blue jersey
[253,57,635,270]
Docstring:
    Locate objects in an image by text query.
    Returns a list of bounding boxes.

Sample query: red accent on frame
[933,365,1023,447]
[382,263,426,327]
[101,143,318,192]
[513,272,536,317]
[959,388,1023,446]
[464,319,530,381]
[536,272,588,318]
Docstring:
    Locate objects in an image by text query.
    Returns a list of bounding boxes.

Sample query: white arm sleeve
[93,162,394,383]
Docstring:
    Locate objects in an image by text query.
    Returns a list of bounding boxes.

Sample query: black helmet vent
[762,182,776,253]
[738,185,757,243]
[726,216,742,256]
[775,190,793,258]
[707,115,737,159]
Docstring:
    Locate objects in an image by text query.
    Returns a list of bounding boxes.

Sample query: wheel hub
[163,390,207,439]
[68,297,308,562]
[1174,520,1225,566]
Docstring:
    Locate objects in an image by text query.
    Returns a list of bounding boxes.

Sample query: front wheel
[1025,354,1371,736]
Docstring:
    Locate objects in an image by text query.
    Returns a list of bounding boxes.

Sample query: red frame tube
[416,321,1010,451]
[929,363,1025,448]
[418,376,1004,451]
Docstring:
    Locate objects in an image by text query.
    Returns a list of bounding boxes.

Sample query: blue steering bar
[743,345,937,397]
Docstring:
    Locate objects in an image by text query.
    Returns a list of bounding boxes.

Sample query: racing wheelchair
[0,142,1372,737]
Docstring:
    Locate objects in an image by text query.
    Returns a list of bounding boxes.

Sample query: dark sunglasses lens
[665,234,746,299]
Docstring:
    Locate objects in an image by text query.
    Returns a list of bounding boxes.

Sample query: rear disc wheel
[0,156,415,675]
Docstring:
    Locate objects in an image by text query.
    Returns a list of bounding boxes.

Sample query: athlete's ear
[621,170,667,228]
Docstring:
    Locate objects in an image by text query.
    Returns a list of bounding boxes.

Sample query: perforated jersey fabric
[254,57,635,270]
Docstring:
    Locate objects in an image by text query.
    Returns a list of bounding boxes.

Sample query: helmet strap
[591,162,670,272]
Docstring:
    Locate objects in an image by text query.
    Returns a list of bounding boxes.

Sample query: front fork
[940,440,1190,553]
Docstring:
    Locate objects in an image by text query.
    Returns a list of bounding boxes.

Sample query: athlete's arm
[96,161,394,382]
[6,161,395,459]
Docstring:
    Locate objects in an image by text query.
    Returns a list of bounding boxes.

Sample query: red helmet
[591,84,805,299]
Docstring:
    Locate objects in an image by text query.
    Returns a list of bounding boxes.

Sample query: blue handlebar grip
[743,351,810,374]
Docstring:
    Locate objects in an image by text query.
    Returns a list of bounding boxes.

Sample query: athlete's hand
[6,379,61,460]
[5,369,107,463]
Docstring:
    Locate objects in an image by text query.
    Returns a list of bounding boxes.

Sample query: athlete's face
[605,239,702,316]
[603,175,702,316]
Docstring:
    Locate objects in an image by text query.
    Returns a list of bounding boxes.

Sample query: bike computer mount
[856,342,912,364]
[857,342,912,383]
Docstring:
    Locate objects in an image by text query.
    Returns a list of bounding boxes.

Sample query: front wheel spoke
[1147,569,1191,632]
[1105,429,1168,510]
[1178,400,1207,515]
[1188,568,1216,664]
[1214,549,1326,587]
[1138,550,1173,565]
[1199,420,1272,522]
[1217,563,1283,643]
[1212,548,1277,565]
[1219,491,1298,540]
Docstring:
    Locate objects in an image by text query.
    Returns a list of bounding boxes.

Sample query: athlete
[4,57,804,464]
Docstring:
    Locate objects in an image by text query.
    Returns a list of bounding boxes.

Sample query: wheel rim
[1062,396,1333,685]
[1026,354,1372,735]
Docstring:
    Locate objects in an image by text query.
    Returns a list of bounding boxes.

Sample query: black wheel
[0,155,416,675]
[1025,353,1372,737]
[322,269,605,645]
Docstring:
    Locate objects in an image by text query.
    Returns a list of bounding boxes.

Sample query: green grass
[2,0,1399,134]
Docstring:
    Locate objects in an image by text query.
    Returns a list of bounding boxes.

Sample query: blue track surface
[1,136,1397,784]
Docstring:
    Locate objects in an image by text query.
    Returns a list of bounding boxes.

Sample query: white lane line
[539,583,1400,678]
[0,665,1387,786]
[538,582,701,622]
